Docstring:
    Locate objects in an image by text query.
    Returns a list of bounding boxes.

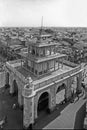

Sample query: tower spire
[40,16,43,35]
[41,16,43,30]
[37,16,43,42]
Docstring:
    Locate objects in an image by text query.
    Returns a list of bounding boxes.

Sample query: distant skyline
[0,0,87,27]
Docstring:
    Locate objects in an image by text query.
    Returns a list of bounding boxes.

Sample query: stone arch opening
[13,79,18,96]
[5,72,10,88]
[37,92,49,114]
[71,76,78,94]
[56,83,66,104]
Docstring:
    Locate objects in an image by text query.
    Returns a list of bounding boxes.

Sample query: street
[43,94,86,129]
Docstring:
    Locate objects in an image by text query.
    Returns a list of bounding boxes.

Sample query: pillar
[50,46,51,55]
[54,46,56,54]
[5,72,8,85]
[23,96,34,128]
[58,61,59,69]
[9,73,14,94]
[65,77,72,101]
[34,95,38,121]
[38,48,40,57]
[28,45,30,56]
[18,83,23,107]
[42,62,44,74]
[47,61,49,71]
[54,60,55,71]
[34,47,36,56]
[45,47,46,56]
[77,72,82,93]
[23,77,36,129]
[49,84,56,112]
[43,47,45,56]
[61,59,63,68]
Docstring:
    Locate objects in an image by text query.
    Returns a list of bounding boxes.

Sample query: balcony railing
[34,65,82,90]
[6,61,82,91]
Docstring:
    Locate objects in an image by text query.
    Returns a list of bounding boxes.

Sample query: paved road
[43,95,86,129]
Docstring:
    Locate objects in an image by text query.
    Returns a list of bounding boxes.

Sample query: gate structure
[4,33,83,129]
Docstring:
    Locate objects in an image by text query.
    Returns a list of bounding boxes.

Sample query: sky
[0,0,87,27]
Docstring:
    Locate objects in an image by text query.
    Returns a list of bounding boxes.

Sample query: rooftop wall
[33,65,82,90]
[6,60,82,91]
[62,60,78,68]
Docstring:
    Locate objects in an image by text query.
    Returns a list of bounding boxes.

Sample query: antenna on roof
[37,16,43,42]
[40,16,43,35]
[41,16,43,30]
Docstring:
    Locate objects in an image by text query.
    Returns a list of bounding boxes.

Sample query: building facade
[4,33,83,129]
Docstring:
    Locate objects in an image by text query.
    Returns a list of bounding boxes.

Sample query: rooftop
[7,59,80,86]
[28,40,58,47]
[27,53,67,63]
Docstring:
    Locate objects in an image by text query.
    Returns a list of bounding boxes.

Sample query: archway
[5,72,10,88]
[71,76,77,94]
[13,80,18,95]
[37,92,49,114]
[56,83,66,104]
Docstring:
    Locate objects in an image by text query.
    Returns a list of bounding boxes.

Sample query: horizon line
[0,26,87,28]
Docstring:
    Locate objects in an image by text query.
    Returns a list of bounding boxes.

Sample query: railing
[63,60,78,67]
[6,61,82,91]
[34,65,82,90]
[7,59,23,64]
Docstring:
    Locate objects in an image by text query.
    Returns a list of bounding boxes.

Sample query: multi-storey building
[5,31,83,129]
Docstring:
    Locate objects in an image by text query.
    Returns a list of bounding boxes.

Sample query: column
[37,64,39,77]
[45,47,46,56]
[77,72,82,93]
[43,47,45,56]
[47,61,49,71]
[28,45,30,56]
[50,46,51,55]
[42,62,44,74]
[65,77,72,101]
[23,97,34,128]
[54,60,55,71]
[9,73,14,94]
[37,48,40,57]
[49,85,56,112]
[61,58,63,68]
[18,82,24,107]
[35,47,36,56]
[33,62,35,75]
[23,81,36,129]
[18,88,23,107]
[34,95,38,121]
[39,48,41,57]
[54,46,56,54]
[58,59,59,69]
[5,72,9,85]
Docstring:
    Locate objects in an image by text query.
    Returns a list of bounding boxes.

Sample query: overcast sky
[0,0,87,27]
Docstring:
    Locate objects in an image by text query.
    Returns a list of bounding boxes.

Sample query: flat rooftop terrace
[6,60,82,89]
[15,64,74,84]
[28,53,67,63]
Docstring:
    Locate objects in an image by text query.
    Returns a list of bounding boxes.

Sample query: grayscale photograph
[0,0,87,129]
